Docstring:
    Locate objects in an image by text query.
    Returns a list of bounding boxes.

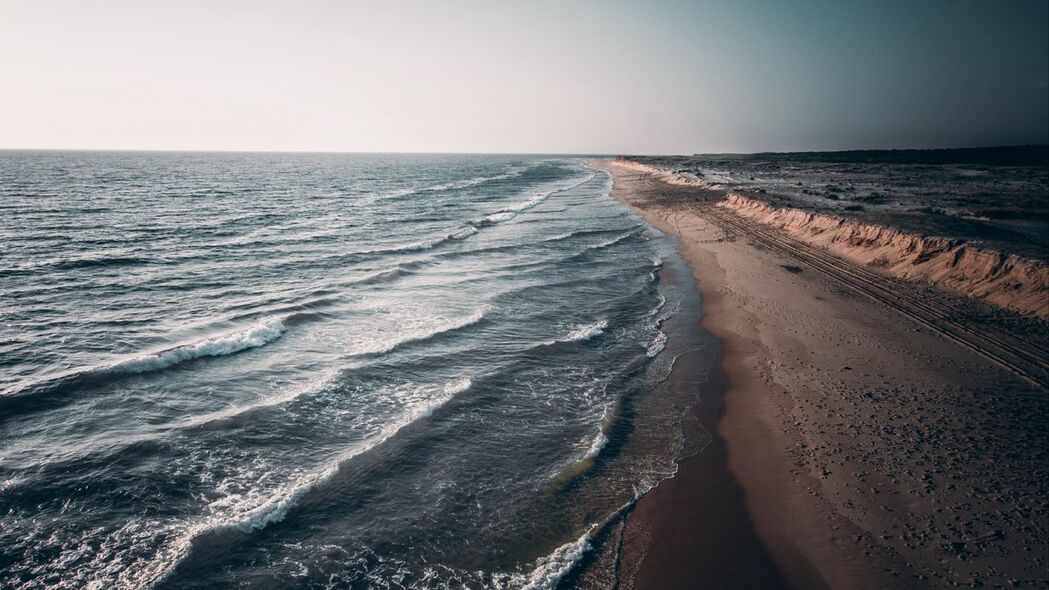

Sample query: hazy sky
[2,0,1047,154]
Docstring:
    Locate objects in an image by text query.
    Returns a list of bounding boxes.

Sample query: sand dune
[719,192,1049,318]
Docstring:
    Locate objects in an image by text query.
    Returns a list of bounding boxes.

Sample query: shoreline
[565,169,787,589]
[587,160,1049,589]
[586,160,810,589]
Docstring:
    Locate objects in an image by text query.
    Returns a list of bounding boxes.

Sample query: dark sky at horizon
[1,0,1047,154]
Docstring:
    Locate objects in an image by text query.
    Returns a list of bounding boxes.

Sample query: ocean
[0,152,712,589]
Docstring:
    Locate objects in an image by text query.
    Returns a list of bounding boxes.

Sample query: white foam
[648,292,667,316]
[206,378,465,533]
[106,318,287,375]
[450,225,479,240]
[353,223,479,258]
[376,170,524,201]
[560,319,608,343]
[584,432,609,460]
[482,193,546,223]
[70,377,473,590]
[585,402,615,460]
[646,330,668,358]
[443,376,473,395]
[584,230,636,252]
[177,368,341,428]
[482,173,596,224]
[354,308,486,356]
[543,231,575,242]
[517,530,593,590]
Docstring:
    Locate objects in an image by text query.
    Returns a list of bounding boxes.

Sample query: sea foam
[0,318,290,401]
[646,330,668,358]
[561,319,608,343]
[480,173,596,225]
[105,376,474,590]
[518,530,593,590]
[377,170,524,201]
[107,318,287,375]
[197,378,471,532]
[356,308,487,356]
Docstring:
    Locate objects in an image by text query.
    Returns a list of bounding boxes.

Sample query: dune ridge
[718,192,1049,318]
[614,157,1047,318]
[611,157,710,188]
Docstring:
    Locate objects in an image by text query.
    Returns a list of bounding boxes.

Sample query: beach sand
[582,160,1048,589]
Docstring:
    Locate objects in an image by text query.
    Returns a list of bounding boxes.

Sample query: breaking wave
[355,309,487,356]
[377,170,525,201]
[517,530,593,590]
[109,319,288,375]
[1,318,293,407]
[560,319,608,343]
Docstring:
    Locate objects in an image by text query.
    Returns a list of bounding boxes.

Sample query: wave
[547,398,619,488]
[431,228,627,263]
[334,260,431,287]
[520,418,689,590]
[105,319,287,375]
[648,292,667,317]
[540,228,623,244]
[583,229,639,253]
[376,170,525,201]
[0,317,293,409]
[356,308,487,357]
[517,530,593,590]
[217,378,468,532]
[646,330,668,358]
[43,377,473,590]
[585,402,617,460]
[476,173,596,226]
[341,173,596,264]
[157,377,471,582]
[481,193,549,224]
[559,319,608,343]
[0,255,159,277]
[178,368,342,429]
[54,255,158,270]
[353,225,478,257]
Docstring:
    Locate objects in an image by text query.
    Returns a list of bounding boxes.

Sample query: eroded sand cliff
[616,157,1047,318]
[718,193,1049,318]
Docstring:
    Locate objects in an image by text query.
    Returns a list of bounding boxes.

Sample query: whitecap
[77,377,473,590]
[646,330,668,358]
[177,368,342,428]
[584,432,609,460]
[355,308,486,356]
[201,377,466,534]
[107,318,287,375]
[374,169,526,201]
[559,319,608,343]
[480,173,596,225]
[583,230,637,252]
[517,530,593,590]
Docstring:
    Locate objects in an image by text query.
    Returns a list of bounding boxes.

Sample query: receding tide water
[0,152,712,589]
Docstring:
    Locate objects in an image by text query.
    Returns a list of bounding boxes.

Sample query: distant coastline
[683,144,1049,167]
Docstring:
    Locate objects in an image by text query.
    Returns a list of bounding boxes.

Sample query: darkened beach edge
[562,161,795,589]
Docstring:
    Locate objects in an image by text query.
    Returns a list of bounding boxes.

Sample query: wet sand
[568,237,790,590]
[587,160,1049,589]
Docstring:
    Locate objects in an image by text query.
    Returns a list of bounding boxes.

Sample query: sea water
[0,152,710,589]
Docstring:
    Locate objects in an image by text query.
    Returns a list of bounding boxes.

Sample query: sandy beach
[588,160,1049,589]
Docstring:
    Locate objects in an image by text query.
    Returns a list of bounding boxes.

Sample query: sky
[1,0,1047,154]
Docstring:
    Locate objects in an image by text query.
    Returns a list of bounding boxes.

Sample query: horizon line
[1,144,1046,157]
